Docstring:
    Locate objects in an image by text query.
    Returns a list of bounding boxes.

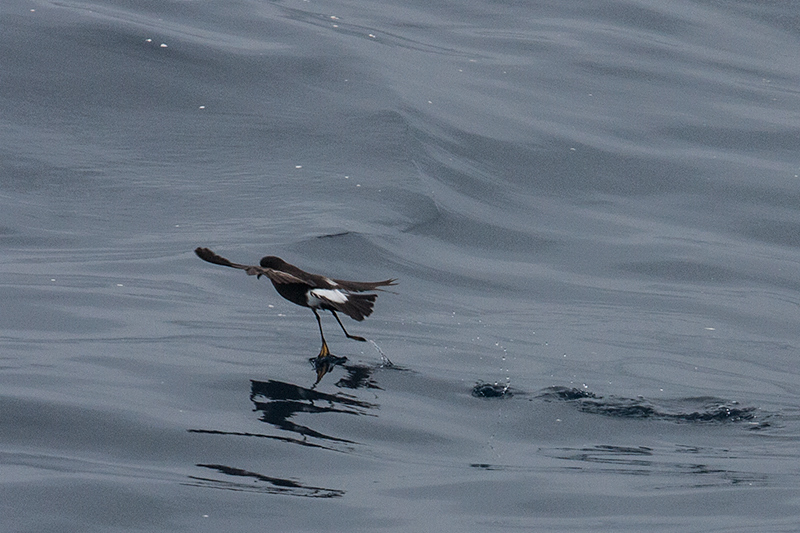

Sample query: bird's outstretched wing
[330,277,398,292]
[194,247,303,284]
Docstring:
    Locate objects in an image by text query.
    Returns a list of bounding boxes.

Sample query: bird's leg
[331,310,367,342]
[313,309,330,358]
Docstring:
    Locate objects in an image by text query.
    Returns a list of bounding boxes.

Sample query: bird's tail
[338,293,377,321]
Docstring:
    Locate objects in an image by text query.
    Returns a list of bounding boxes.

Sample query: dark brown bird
[194,247,396,361]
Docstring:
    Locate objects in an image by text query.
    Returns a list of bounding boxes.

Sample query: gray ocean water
[2,0,800,530]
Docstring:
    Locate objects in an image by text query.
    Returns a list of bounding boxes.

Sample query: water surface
[2,0,800,530]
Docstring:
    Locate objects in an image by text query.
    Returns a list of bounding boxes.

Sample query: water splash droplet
[368,339,393,367]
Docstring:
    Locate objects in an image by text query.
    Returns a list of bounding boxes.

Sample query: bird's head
[260,256,287,269]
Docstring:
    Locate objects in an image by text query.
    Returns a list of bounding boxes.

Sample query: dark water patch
[472,381,514,399]
[578,396,757,423]
[187,464,344,498]
[539,444,770,486]
[550,445,655,471]
[316,231,352,240]
[470,444,770,488]
[538,386,759,424]
[537,386,599,401]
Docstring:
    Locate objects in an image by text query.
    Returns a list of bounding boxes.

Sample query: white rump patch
[308,288,348,306]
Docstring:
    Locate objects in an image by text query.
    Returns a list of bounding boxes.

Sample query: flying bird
[194,247,396,363]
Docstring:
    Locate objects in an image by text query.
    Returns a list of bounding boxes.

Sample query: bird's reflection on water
[247,362,383,446]
[310,353,349,385]
[186,463,346,498]
[312,341,393,385]
[186,362,384,495]
[334,362,384,390]
[185,348,411,494]
[189,355,393,447]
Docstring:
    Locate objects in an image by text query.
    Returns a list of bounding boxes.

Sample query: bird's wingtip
[194,247,234,268]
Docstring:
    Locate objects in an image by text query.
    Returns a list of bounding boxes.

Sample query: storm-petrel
[194,247,396,360]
